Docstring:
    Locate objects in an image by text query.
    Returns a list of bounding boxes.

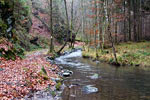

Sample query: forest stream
[1,0,150,100]
[54,49,150,100]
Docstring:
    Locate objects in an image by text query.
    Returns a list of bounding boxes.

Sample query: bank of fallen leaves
[0,50,60,100]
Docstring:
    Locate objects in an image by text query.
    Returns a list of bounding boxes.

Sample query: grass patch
[38,67,49,80]
[41,66,47,75]
[82,41,150,67]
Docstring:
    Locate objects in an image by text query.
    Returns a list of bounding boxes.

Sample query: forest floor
[0,49,60,100]
[82,41,150,68]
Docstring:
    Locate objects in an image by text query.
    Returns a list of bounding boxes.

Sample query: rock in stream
[82,85,98,94]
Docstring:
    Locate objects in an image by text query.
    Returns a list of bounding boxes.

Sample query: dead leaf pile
[0,50,59,100]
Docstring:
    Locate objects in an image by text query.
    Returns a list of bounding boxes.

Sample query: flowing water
[55,49,150,100]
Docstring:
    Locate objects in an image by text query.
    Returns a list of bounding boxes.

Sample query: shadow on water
[55,49,150,100]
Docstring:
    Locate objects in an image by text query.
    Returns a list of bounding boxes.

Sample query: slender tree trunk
[70,0,74,48]
[98,0,103,51]
[94,0,98,58]
[115,22,117,43]
[139,0,142,40]
[137,0,142,41]
[137,0,140,41]
[124,0,127,42]
[88,21,91,52]
[64,0,69,29]
[81,0,84,41]
[107,0,118,64]
[49,0,54,53]
[128,0,131,41]
[133,0,137,41]
[102,3,105,50]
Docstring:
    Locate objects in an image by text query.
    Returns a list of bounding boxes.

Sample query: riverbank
[82,41,150,68]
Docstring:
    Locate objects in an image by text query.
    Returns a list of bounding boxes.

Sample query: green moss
[55,82,62,91]
[51,91,56,97]
[0,19,7,34]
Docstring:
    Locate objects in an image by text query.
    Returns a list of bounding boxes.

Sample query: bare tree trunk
[81,0,84,41]
[64,0,69,29]
[102,15,105,50]
[107,0,118,64]
[88,21,91,52]
[108,26,118,63]
[49,0,54,53]
[128,0,131,41]
[139,0,142,40]
[70,0,74,48]
[98,0,103,51]
[133,0,137,41]
[94,0,98,58]
[137,0,142,41]
[124,0,127,42]
[115,22,118,43]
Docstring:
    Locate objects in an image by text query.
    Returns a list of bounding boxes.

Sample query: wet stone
[89,73,99,79]
[62,69,73,77]
[95,61,100,64]
[63,72,71,77]
[58,66,63,70]
[82,85,98,94]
